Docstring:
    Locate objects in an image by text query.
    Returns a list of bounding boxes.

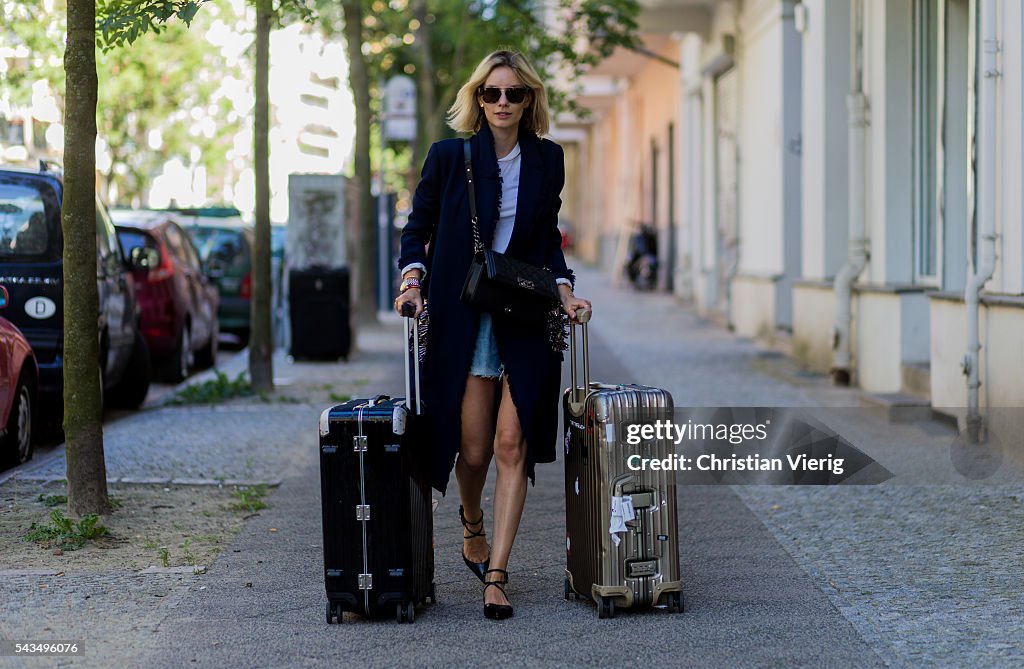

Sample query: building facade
[560,0,1024,450]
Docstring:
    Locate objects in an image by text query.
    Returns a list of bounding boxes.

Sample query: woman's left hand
[559,286,592,323]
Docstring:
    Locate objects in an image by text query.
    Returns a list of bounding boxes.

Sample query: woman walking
[395,49,590,620]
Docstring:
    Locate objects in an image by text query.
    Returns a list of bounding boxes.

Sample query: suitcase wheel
[665,591,684,614]
[426,582,437,605]
[326,601,344,625]
[396,601,415,624]
[563,578,572,601]
[597,596,616,619]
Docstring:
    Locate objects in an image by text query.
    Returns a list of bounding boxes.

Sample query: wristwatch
[400,277,422,292]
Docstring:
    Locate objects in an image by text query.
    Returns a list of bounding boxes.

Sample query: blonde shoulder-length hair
[447,50,551,137]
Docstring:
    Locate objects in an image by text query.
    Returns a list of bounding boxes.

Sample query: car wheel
[194,319,218,370]
[164,324,191,383]
[108,331,151,409]
[1,376,33,467]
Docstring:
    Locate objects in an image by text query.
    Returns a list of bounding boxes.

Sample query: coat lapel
[471,124,501,247]
[506,132,543,256]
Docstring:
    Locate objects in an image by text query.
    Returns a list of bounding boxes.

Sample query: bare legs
[486,376,527,607]
[456,374,527,608]
[457,375,498,565]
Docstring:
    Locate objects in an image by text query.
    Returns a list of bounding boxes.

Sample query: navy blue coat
[398,122,573,494]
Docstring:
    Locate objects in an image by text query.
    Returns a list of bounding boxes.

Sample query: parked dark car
[176,209,254,346]
[0,163,151,412]
[0,316,37,467]
[113,210,219,382]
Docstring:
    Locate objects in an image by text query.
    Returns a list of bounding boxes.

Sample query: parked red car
[0,315,37,467]
[113,211,219,382]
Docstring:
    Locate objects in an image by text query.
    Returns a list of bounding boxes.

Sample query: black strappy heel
[460,505,490,582]
[483,568,513,620]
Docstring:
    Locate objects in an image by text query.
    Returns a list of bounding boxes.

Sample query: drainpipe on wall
[831,0,869,385]
[725,17,741,331]
[964,0,999,442]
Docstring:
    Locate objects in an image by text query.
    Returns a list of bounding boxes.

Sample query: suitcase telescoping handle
[568,307,592,415]
[401,302,423,415]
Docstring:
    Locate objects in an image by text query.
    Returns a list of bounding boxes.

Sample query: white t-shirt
[492,142,521,253]
[402,140,570,288]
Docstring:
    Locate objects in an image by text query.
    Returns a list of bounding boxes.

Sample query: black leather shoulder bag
[459,139,560,324]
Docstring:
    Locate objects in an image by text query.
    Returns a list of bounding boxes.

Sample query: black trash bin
[289,266,351,360]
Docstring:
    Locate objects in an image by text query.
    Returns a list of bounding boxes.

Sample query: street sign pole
[377,77,391,314]
[378,75,417,315]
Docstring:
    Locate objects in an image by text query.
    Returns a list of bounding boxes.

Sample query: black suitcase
[319,307,434,623]
[290,266,351,360]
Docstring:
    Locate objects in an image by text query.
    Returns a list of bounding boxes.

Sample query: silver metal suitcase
[562,312,684,618]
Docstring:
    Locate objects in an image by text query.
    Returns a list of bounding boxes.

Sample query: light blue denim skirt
[469,313,503,378]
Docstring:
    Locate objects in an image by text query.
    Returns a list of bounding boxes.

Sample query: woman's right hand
[394,288,424,318]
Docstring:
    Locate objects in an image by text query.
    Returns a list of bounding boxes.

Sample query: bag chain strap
[463,139,485,254]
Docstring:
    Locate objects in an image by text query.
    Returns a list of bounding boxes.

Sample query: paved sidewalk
[0,328,407,669]
[2,263,1023,668]
[127,298,883,669]
[576,266,1024,668]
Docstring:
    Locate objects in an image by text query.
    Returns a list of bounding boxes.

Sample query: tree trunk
[64,0,108,517]
[434,2,472,136]
[343,0,377,325]
[412,0,437,170]
[249,0,274,393]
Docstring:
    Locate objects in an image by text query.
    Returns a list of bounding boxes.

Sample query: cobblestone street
[1,265,1023,668]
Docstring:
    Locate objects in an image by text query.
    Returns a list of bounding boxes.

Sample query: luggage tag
[608,495,637,546]
[609,495,634,546]
[621,495,636,522]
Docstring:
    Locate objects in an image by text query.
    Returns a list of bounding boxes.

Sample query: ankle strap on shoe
[460,505,486,538]
[483,568,508,585]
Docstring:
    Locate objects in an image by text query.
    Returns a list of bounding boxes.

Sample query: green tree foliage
[95,0,314,391]
[341,0,639,150]
[95,0,206,49]
[2,0,67,108]
[3,0,248,206]
[97,8,248,206]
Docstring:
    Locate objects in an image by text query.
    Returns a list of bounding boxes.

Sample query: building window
[914,0,974,288]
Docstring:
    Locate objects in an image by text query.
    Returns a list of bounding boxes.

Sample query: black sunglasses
[479,86,530,104]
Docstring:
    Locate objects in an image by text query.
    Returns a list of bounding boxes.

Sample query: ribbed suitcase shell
[319,397,434,623]
[563,383,683,616]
